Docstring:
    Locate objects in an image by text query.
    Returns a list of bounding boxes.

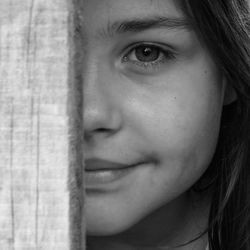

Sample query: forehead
[83,0,185,34]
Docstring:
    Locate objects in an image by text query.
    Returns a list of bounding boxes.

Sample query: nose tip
[83,84,122,141]
[84,102,112,136]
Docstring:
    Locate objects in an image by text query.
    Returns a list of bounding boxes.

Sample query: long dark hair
[182,0,250,249]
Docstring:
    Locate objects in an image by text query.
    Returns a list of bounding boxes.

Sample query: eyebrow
[99,16,191,38]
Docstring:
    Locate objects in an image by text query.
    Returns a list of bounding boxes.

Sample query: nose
[83,65,122,141]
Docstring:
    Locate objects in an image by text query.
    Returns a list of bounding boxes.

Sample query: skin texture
[83,0,235,248]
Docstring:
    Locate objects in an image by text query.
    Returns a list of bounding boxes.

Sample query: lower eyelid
[121,56,170,75]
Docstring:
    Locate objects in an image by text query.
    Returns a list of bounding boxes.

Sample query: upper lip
[85,158,133,171]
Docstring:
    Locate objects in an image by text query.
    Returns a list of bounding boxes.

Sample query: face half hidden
[83,0,230,238]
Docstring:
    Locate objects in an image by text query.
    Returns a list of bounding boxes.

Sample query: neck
[87,191,210,250]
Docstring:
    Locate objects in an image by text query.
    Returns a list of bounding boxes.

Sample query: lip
[85,158,132,171]
[85,158,139,187]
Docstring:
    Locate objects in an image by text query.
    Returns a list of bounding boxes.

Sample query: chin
[86,207,141,236]
[86,195,143,236]
[87,221,132,236]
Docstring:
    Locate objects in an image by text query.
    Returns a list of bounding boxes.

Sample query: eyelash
[121,42,176,71]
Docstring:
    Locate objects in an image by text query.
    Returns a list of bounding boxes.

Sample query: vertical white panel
[0,0,84,249]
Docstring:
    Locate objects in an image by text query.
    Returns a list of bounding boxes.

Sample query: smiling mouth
[85,158,140,187]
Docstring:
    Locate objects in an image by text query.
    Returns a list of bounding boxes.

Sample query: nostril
[95,128,110,133]
[84,127,113,142]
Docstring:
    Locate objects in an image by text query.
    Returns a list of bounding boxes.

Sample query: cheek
[126,63,224,189]
[146,97,222,203]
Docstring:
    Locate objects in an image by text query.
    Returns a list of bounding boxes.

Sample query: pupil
[135,46,160,62]
[143,48,152,56]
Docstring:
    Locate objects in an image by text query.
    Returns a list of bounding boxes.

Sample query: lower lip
[85,166,136,187]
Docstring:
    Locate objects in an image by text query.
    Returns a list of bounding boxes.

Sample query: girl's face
[84,0,229,236]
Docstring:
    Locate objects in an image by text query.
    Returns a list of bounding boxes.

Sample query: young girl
[83,0,250,249]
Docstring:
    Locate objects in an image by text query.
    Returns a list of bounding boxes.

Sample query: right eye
[122,42,176,73]
[128,45,162,63]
